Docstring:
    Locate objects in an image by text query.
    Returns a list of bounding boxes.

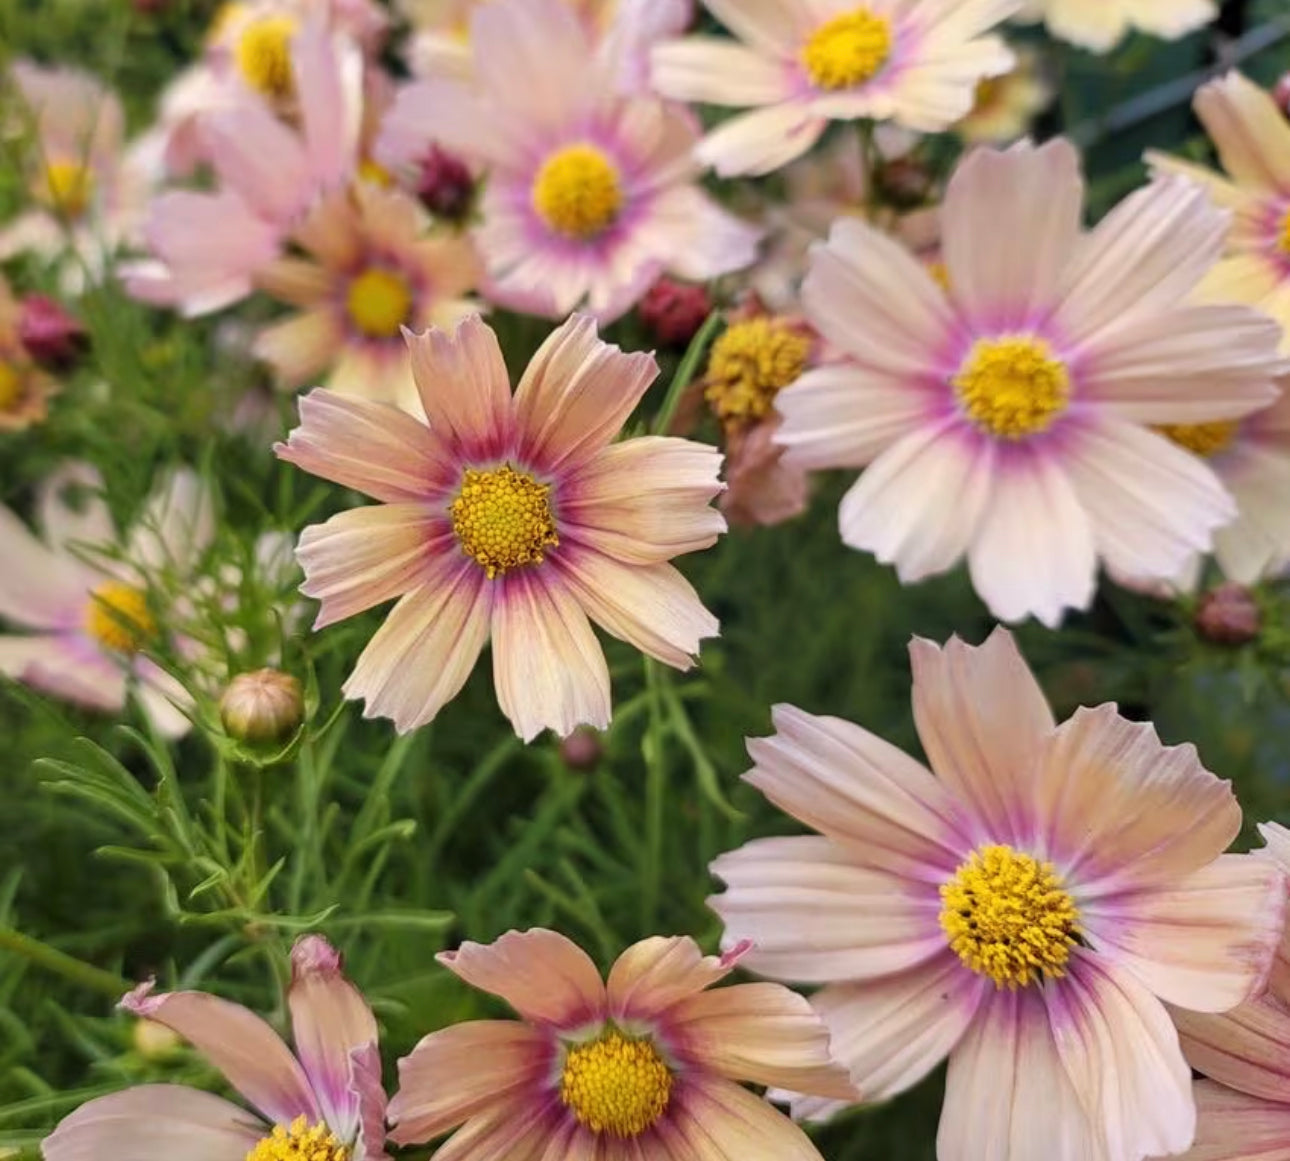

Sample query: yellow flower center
[84,581,156,654]
[801,8,893,91]
[705,318,811,425]
[357,158,394,188]
[0,363,24,412]
[244,1117,349,1161]
[940,844,1080,989]
[43,160,94,218]
[972,75,1005,115]
[345,269,413,339]
[451,465,559,579]
[532,145,623,240]
[560,1030,673,1138]
[235,15,298,100]
[207,1,247,44]
[952,336,1071,440]
[1156,420,1240,458]
[1278,206,1290,255]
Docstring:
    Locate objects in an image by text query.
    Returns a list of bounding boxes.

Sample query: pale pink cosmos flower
[122,20,364,316]
[650,0,1017,177]
[253,184,480,411]
[275,313,724,740]
[1013,0,1215,53]
[42,936,387,1161]
[1169,822,1290,1161]
[387,929,856,1161]
[710,628,1287,1161]
[0,463,213,737]
[0,62,161,292]
[377,0,758,323]
[774,139,1287,627]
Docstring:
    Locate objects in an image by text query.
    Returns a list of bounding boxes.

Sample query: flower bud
[1195,582,1261,646]
[18,294,86,370]
[416,146,475,224]
[220,668,304,745]
[132,1017,181,1059]
[560,725,603,772]
[639,278,711,348]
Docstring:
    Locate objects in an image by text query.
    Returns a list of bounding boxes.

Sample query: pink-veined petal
[1185,1081,1290,1161]
[606,936,740,1022]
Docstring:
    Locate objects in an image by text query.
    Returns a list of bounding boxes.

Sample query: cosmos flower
[253,183,480,410]
[377,0,758,322]
[0,276,57,432]
[0,463,213,737]
[275,313,724,740]
[43,937,388,1161]
[774,138,1286,627]
[1149,73,1290,353]
[649,0,1017,177]
[710,628,1286,1161]
[953,45,1052,144]
[387,929,856,1161]
[1014,0,1215,53]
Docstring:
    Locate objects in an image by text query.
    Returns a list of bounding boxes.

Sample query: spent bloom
[44,936,387,1161]
[774,139,1286,627]
[377,0,758,322]
[0,463,213,737]
[1150,73,1290,353]
[650,0,1017,177]
[276,313,724,740]
[387,929,856,1161]
[710,629,1286,1161]
[1014,0,1215,53]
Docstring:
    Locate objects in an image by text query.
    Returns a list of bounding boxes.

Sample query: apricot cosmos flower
[709,629,1286,1161]
[387,929,856,1161]
[275,313,724,740]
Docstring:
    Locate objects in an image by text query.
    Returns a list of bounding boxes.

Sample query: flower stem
[651,310,724,436]
[0,924,130,999]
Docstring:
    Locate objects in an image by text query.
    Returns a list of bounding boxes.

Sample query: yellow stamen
[532,144,623,240]
[207,1,248,44]
[244,1116,348,1161]
[952,336,1070,440]
[1279,206,1290,255]
[705,317,811,424]
[357,158,393,188]
[345,269,413,339]
[84,581,156,654]
[451,465,559,578]
[235,15,298,100]
[927,260,951,290]
[0,363,24,412]
[801,8,893,91]
[940,844,1080,989]
[560,1030,672,1138]
[1156,420,1240,458]
[972,75,1004,115]
[43,160,94,218]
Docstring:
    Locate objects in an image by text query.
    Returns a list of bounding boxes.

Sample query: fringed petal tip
[290,934,344,980]
[118,977,160,1014]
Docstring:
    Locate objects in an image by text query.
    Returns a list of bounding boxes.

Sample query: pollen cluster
[559,1030,673,1138]
[243,1116,349,1161]
[84,581,156,654]
[801,8,893,91]
[705,318,811,425]
[42,160,94,218]
[1156,420,1240,458]
[939,844,1080,989]
[531,144,623,240]
[345,268,414,339]
[235,15,298,100]
[952,336,1071,440]
[0,363,23,412]
[451,465,559,578]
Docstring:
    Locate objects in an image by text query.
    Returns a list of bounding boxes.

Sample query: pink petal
[201,104,311,225]
[295,21,362,191]
[275,390,455,503]
[1194,71,1290,194]
[418,1102,551,1161]
[42,1085,262,1161]
[37,462,114,559]
[14,634,125,712]
[512,315,658,476]
[342,559,492,733]
[1044,953,1195,1161]
[405,316,515,463]
[694,103,828,178]
[667,1074,826,1161]
[1083,852,1285,1013]
[119,983,319,1126]
[649,36,792,106]
[1187,1081,1290,1161]
[942,140,1082,331]
[0,503,87,629]
[490,568,611,741]
[436,928,606,1027]
[376,80,520,173]
[387,1020,549,1146]
[1174,993,1290,1103]
[126,467,214,575]
[253,310,345,389]
[296,505,447,629]
[605,936,737,1021]
[348,1042,390,1161]
[287,936,379,1141]
[644,185,761,283]
[743,704,968,881]
[666,982,856,1099]
[708,835,945,982]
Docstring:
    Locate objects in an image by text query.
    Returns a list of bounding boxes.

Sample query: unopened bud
[18,294,86,370]
[133,1017,181,1059]
[1195,582,1261,646]
[560,725,603,772]
[416,145,475,223]
[220,668,304,745]
[872,156,934,210]
[639,278,711,348]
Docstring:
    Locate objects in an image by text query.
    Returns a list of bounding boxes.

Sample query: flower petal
[649,36,791,106]
[695,104,828,179]
[254,310,345,388]
[606,936,738,1022]
[37,462,114,559]
[0,504,86,629]
[1194,71,1290,194]
[1174,993,1290,1103]
[1186,1081,1290,1161]
[666,1074,827,1161]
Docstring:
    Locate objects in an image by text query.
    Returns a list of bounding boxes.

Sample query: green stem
[0,925,130,999]
[651,310,724,437]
